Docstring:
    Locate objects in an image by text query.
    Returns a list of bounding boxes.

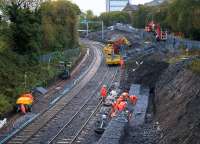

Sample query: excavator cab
[103,37,130,65]
[156,25,167,41]
[145,21,156,32]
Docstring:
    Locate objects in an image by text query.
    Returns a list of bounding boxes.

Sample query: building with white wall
[106,0,129,12]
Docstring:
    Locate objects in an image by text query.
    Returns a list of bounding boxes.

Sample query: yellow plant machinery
[103,37,130,65]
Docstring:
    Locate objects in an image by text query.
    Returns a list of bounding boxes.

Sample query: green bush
[188,59,200,74]
[0,95,13,116]
[100,11,131,27]
[131,0,200,40]
[0,0,81,116]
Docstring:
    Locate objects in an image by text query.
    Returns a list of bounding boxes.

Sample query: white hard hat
[110,90,117,97]
[122,92,129,98]
[102,114,107,119]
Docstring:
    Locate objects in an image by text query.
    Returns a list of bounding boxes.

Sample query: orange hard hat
[121,92,129,99]
[129,95,138,103]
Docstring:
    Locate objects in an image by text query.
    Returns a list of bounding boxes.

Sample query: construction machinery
[155,24,167,41]
[103,37,130,65]
[58,61,71,80]
[16,93,34,114]
[145,21,167,41]
[145,21,156,32]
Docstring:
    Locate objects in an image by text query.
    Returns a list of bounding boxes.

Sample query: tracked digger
[103,37,130,65]
[145,21,167,41]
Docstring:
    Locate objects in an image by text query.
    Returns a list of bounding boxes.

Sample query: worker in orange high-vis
[117,100,127,112]
[110,101,117,118]
[110,93,128,118]
[120,58,125,69]
[100,85,107,102]
[127,95,138,122]
[110,94,124,118]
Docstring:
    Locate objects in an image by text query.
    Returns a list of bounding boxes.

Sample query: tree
[131,0,200,40]
[40,0,80,51]
[100,11,131,26]
[167,0,200,39]
[132,5,152,28]
[1,0,42,54]
[85,10,94,19]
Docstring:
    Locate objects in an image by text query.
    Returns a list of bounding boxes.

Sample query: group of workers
[100,85,138,122]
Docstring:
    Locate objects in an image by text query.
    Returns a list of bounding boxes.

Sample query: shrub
[188,59,200,74]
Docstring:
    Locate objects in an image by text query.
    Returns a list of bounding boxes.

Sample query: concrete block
[97,113,127,144]
[129,84,141,95]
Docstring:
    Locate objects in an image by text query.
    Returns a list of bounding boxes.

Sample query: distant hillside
[145,0,168,6]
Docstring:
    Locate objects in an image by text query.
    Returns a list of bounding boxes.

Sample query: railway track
[43,46,92,99]
[47,67,118,144]
[72,69,120,144]
[23,65,113,144]
[32,47,95,112]
[2,41,102,144]
[0,41,95,143]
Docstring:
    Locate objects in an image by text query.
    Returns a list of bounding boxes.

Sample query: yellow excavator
[103,37,130,65]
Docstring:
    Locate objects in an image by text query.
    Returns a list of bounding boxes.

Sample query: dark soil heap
[126,58,169,89]
[123,54,169,144]
[155,60,200,144]
[124,54,200,144]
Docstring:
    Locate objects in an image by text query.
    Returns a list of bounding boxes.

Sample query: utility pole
[86,21,89,37]
[24,72,27,90]
[102,21,104,40]
[79,20,104,39]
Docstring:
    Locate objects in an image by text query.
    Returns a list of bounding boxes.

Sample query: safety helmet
[129,95,138,104]
[110,90,117,97]
[103,85,107,87]
[121,92,129,99]
[102,114,107,119]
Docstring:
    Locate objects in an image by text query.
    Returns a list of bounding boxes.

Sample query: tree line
[132,0,200,40]
[0,0,80,115]
[0,0,80,55]
[82,0,200,40]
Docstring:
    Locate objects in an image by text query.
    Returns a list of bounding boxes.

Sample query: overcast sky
[72,0,153,15]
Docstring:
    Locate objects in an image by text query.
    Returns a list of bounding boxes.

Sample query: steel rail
[47,67,116,144]
[69,68,119,144]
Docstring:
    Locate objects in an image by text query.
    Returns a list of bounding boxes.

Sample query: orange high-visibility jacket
[117,101,127,111]
[116,96,124,104]
[120,58,124,66]
[112,101,118,110]
[100,87,107,97]
[20,104,26,114]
